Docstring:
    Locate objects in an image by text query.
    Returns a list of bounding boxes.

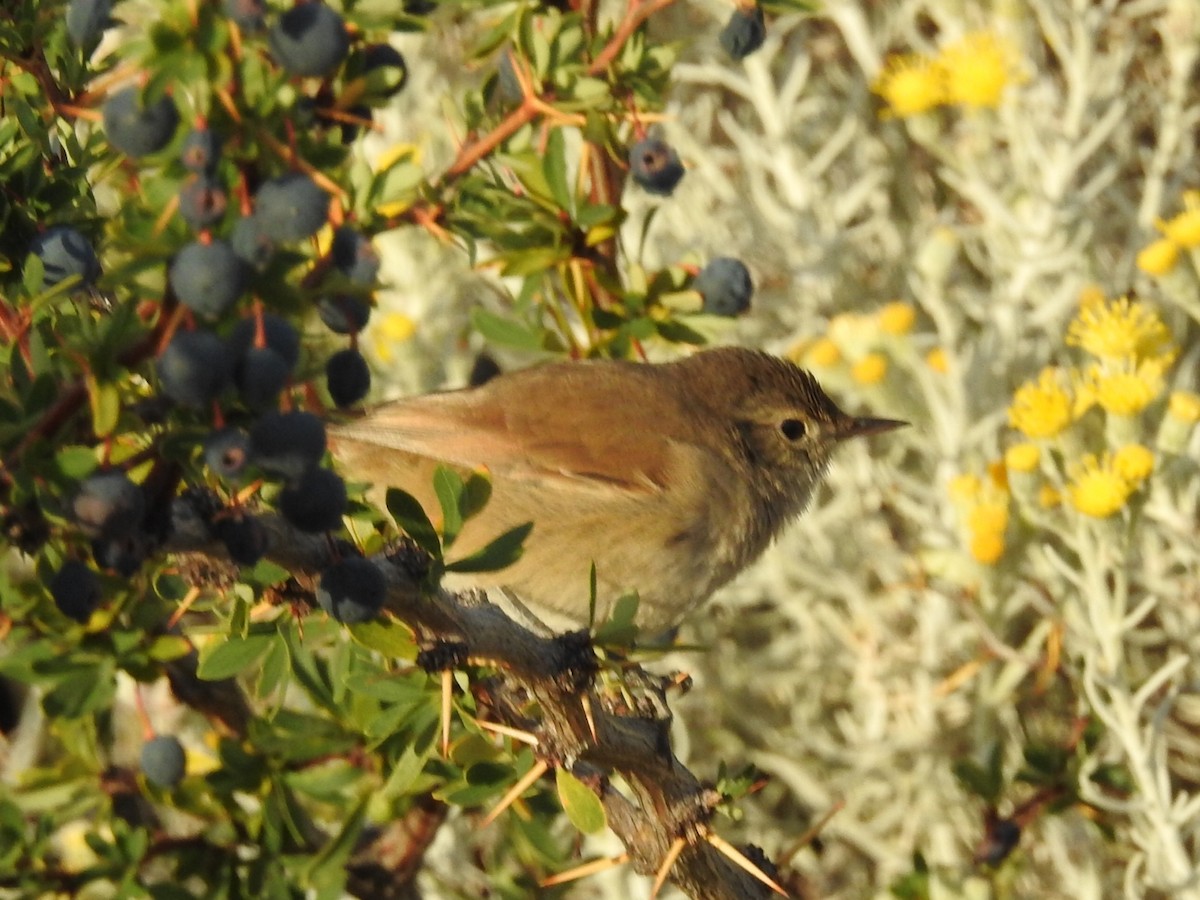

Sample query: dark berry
[249,410,326,479]
[91,534,146,577]
[358,43,407,97]
[30,226,100,289]
[179,175,228,230]
[102,85,179,158]
[180,128,222,174]
[719,5,766,60]
[157,329,233,407]
[214,513,268,566]
[230,215,275,271]
[236,346,290,409]
[333,104,372,145]
[469,353,501,387]
[694,257,753,316]
[73,471,145,539]
[204,428,251,479]
[279,467,346,533]
[317,294,371,334]
[50,560,102,623]
[66,0,112,47]
[268,3,350,78]
[140,735,186,788]
[325,348,371,408]
[228,314,300,369]
[254,173,330,242]
[169,239,246,318]
[317,557,385,623]
[224,0,267,31]
[330,227,379,284]
[628,138,685,196]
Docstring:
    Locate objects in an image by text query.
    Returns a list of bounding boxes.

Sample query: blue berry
[249,411,326,479]
[628,138,685,196]
[268,3,350,78]
[279,467,346,533]
[50,560,102,623]
[317,557,385,623]
[719,5,766,61]
[157,330,233,407]
[30,226,100,289]
[254,173,330,242]
[169,240,246,318]
[694,257,753,316]
[73,471,145,539]
[102,86,179,158]
[204,428,251,480]
[140,735,186,788]
[325,348,371,408]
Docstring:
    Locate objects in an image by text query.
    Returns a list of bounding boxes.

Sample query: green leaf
[433,466,465,548]
[197,634,273,681]
[593,593,640,645]
[386,488,442,557]
[459,471,493,521]
[446,522,532,573]
[85,375,121,438]
[348,619,418,660]
[470,307,546,351]
[556,768,606,834]
[542,126,573,216]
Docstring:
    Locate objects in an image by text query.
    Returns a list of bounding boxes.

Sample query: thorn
[649,836,686,898]
[166,585,202,630]
[581,692,598,743]
[540,852,629,887]
[482,758,549,828]
[441,669,453,757]
[476,720,539,746]
[706,832,789,897]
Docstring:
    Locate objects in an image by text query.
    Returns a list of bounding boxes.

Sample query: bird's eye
[780,419,806,441]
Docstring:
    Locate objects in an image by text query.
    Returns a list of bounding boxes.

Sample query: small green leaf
[433,466,465,548]
[446,522,532,574]
[386,488,442,557]
[460,471,493,521]
[542,126,573,216]
[85,375,121,438]
[470,307,546,351]
[348,619,418,660]
[197,634,273,681]
[556,768,606,834]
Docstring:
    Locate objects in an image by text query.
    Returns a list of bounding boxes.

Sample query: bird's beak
[836,416,909,440]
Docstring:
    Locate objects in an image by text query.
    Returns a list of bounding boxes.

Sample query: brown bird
[329,346,904,632]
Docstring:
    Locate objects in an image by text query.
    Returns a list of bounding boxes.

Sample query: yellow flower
[1113,444,1154,483]
[1077,284,1106,309]
[1009,368,1073,438]
[804,337,841,368]
[1168,390,1200,423]
[874,53,944,117]
[938,31,1015,109]
[967,500,1008,536]
[948,473,982,502]
[925,347,949,373]
[1039,484,1061,508]
[852,353,888,385]
[1088,357,1168,416]
[369,311,416,364]
[1136,237,1180,276]
[969,529,1005,565]
[1066,454,1133,518]
[1158,209,1200,248]
[878,301,916,335]
[1066,294,1173,362]
[1004,443,1040,473]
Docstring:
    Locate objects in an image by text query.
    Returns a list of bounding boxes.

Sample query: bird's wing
[329,364,688,493]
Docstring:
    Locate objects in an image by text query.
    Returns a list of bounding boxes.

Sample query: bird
[329,346,905,633]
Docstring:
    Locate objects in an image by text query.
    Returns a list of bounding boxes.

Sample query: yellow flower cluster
[1137,191,1200,276]
[873,31,1019,118]
[954,290,1184,567]
[794,300,928,386]
[949,466,1011,564]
